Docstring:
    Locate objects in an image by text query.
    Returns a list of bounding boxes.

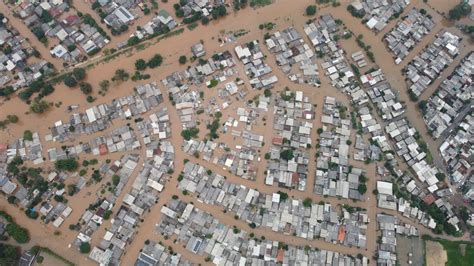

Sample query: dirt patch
[426,240,448,266]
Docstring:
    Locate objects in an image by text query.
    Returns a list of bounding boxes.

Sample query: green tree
[79,242,91,253]
[73,68,86,81]
[179,55,187,64]
[112,175,120,186]
[280,149,294,161]
[79,82,93,95]
[55,158,79,172]
[303,198,312,207]
[6,223,30,243]
[358,184,367,194]
[181,127,199,140]
[135,59,147,70]
[6,115,18,123]
[127,36,140,46]
[63,75,77,87]
[29,100,50,113]
[147,54,163,68]
[306,5,317,16]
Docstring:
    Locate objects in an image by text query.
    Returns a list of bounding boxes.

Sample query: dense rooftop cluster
[0,14,53,91]
[403,31,461,98]
[265,27,320,86]
[383,8,435,64]
[349,0,409,32]
[11,0,110,61]
[422,52,473,139]
[265,90,315,190]
[158,198,369,265]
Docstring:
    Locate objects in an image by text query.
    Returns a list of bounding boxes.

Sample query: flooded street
[0,0,467,264]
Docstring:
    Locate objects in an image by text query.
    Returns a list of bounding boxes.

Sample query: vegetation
[306,5,317,16]
[6,223,30,243]
[72,68,86,81]
[29,100,50,113]
[179,55,187,64]
[437,239,474,266]
[55,158,79,172]
[31,246,75,266]
[347,5,365,18]
[277,191,289,201]
[64,75,78,87]
[79,82,93,95]
[135,59,147,70]
[23,130,33,141]
[250,0,272,8]
[303,198,312,207]
[280,149,294,161]
[0,243,21,265]
[448,1,472,21]
[181,127,199,140]
[147,54,163,68]
[79,242,91,253]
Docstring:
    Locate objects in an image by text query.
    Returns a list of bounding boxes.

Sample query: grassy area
[438,239,474,266]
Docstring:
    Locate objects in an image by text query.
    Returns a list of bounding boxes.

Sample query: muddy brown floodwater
[0,0,465,265]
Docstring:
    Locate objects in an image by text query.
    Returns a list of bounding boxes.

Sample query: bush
[147,54,163,68]
[72,68,86,81]
[55,158,79,172]
[29,100,50,113]
[179,55,187,64]
[135,59,147,70]
[79,82,93,95]
[303,198,312,207]
[128,36,140,46]
[306,5,317,16]
[6,115,18,123]
[112,175,120,186]
[449,2,472,20]
[6,223,30,243]
[79,242,90,253]
[280,149,294,161]
[358,184,367,194]
[63,75,77,87]
[181,127,199,140]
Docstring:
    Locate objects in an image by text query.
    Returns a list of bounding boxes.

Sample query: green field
[438,239,474,266]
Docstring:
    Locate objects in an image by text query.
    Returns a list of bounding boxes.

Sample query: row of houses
[350,0,409,32]
[179,162,368,248]
[314,97,365,200]
[47,124,141,162]
[265,90,315,191]
[403,31,461,97]
[157,198,369,265]
[0,16,53,89]
[46,82,163,143]
[439,115,473,185]
[90,112,175,264]
[123,9,177,48]
[73,154,139,251]
[422,52,473,139]
[383,8,435,64]
[265,26,320,86]
[376,214,418,265]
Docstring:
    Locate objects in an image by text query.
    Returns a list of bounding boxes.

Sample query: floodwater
[0,0,464,265]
